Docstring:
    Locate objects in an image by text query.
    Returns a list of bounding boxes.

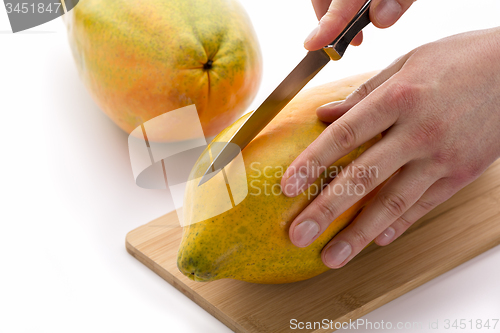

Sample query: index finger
[281,78,402,198]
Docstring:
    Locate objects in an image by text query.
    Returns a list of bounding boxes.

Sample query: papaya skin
[64,0,262,141]
[177,72,382,284]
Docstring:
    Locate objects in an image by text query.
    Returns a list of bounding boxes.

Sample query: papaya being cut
[177,72,382,284]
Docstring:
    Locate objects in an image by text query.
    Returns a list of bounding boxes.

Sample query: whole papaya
[65,0,262,141]
[177,72,382,284]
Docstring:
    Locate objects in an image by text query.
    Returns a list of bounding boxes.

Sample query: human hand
[306,0,416,50]
[281,27,500,268]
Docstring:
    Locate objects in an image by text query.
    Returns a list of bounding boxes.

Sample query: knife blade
[199,0,372,186]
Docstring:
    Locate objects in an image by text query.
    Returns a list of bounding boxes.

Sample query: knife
[199,0,372,186]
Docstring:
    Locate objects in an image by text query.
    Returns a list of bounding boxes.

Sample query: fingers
[351,31,364,46]
[306,0,417,50]
[316,100,346,123]
[374,177,458,246]
[316,52,413,123]
[370,0,416,28]
[288,129,414,248]
[305,0,368,50]
[320,160,439,268]
[282,52,415,198]
[282,84,398,197]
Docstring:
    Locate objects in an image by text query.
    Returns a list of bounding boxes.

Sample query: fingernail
[376,226,396,246]
[284,170,308,196]
[317,100,344,111]
[304,25,320,46]
[375,0,402,27]
[324,241,352,267]
[293,220,320,247]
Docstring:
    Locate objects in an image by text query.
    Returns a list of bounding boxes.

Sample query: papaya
[177,72,382,284]
[64,0,262,141]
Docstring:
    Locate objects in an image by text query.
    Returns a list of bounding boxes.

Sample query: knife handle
[323,0,372,60]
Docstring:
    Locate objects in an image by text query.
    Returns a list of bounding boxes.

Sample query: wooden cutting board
[126,159,500,333]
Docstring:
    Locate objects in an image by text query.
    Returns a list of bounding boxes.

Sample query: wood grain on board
[126,160,500,333]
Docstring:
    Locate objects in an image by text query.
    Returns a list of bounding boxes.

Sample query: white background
[1,0,500,332]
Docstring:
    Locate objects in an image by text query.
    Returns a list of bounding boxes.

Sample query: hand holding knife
[199,0,373,186]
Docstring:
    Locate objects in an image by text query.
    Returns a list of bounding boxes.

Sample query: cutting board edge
[312,231,500,333]
[124,157,500,333]
[125,231,248,333]
[125,217,500,333]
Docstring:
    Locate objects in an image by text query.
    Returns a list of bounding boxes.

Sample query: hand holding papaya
[282,27,500,268]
